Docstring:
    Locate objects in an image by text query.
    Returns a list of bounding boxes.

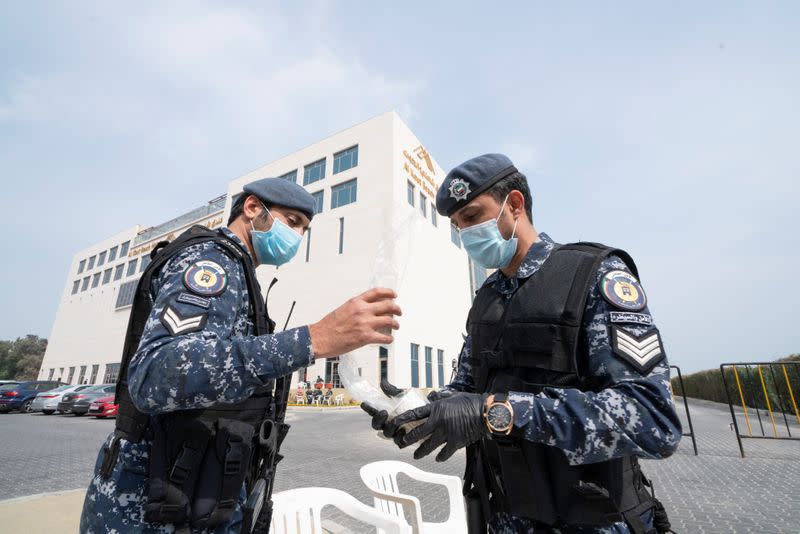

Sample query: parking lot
[1,399,799,533]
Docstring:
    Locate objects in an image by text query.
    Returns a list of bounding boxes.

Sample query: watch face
[488,404,512,430]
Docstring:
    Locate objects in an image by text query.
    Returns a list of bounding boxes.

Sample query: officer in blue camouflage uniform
[81,178,401,533]
[365,155,681,533]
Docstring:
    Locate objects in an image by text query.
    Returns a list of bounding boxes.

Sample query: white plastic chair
[295,393,305,405]
[334,393,344,406]
[359,461,467,534]
[271,487,411,534]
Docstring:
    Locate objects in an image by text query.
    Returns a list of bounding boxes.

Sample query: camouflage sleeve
[508,256,682,465]
[444,336,475,393]
[127,242,314,414]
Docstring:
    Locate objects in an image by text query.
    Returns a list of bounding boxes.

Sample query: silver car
[31,384,95,414]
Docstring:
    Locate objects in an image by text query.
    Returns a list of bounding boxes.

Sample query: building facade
[39,112,483,391]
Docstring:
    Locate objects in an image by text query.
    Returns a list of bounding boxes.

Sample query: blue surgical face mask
[250,205,303,266]
[459,195,519,269]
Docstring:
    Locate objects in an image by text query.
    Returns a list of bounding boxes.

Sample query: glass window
[305,227,312,263]
[437,349,444,387]
[89,364,99,384]
[410,343,419,388]
[114,264,124,281]
[431,205,437,227]
[78,365,87,385]
[67,366,75,384]
[279,170,297,183]
[120,241,130,257]
[303,158,326,186]
[108,246,118,262]
[338,217,344,254]
[379,346,388,382]
[78,259,86,274]
[331,179,357,209]
[140,255,151,273]
[425,347,433,388]
[333,145,358,174]
[102,268,112,285]
[81,276,90,291]
[324,357,341,388]
[103,363,120,384]
[48,368,55,381]
[115,280,138,309]
[450,225,462,248]
[71,280,80,295]
[91,273,101,288]
[98,251,107,266]
[312,190,324,214]
[407,181,415,206]
[126,259,138,277]
[87,255,96,270]
[420,192,427,217]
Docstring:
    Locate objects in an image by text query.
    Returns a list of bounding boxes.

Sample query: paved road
[1,400,799,533]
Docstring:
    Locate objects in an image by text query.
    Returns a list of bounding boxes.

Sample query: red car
[88,395,118,418]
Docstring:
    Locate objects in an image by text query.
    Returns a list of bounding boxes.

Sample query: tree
[0,335,48,380]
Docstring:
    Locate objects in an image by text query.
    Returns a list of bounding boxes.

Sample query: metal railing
[670,365,698,455]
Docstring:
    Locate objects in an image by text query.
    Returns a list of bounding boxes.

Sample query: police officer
[365,154,681,533]
[81,177,401,533]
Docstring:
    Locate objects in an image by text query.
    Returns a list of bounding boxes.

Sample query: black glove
[389,392,488,462]
[360,380,406,436]
[427,388,457,402]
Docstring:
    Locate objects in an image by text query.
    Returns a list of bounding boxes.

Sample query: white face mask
[458,195,518,269]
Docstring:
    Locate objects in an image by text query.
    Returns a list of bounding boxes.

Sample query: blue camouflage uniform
[80,228,314,533]
[446,233,681,534]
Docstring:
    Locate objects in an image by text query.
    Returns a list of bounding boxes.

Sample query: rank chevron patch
[610,326,665,374]
[160,305,208,336]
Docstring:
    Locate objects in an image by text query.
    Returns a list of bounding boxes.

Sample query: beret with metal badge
[242,177,316,220]
[435,153,518,216]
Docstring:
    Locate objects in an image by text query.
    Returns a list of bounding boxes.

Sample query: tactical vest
[100,225,283,531]
[466,243,657,533]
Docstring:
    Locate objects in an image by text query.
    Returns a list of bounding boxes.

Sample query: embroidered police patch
[609,311,653,326]
[183,260,227,296]
[599,270,647,311]
[176,292,211,309]
[160,305,208,336]
[610,326,664,374]
[448,178,471,201]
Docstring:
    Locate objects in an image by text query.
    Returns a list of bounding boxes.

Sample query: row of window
[71,255,151,295]
[279,145,359,187]
[302,217,347,263]
[407,180,460,248]
[308,178,358,215]
[46,362,120,385]
[77,240,131,275]
[410,343,447,388]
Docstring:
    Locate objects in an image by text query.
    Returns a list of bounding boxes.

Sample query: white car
[31,384,95,414]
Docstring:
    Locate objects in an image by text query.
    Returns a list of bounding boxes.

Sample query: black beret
[243,177,316,220]
[435,153,518,216]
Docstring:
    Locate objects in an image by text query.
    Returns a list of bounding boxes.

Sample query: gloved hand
[359,380,406,436]
[427,388,457,402]
[388,392,488,462]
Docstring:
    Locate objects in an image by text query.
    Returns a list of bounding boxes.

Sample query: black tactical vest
[466,243,656,532]
[100,225,281,530]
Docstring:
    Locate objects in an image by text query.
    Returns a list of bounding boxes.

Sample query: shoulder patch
[183,260,227,296]
[176,292,211,309]
[600,270,647,311]
[610,325,664,374]
[160,305,208,336]
[609,311,653,326]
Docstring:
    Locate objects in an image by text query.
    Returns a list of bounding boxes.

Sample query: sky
[1,2,798,373]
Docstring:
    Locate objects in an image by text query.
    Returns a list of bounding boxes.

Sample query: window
[303,158,326,186]
[48,368,55,381]
[103,363,120,384]
[89,364,99,384]
[325,357,341,388]
[379,346,388,382]
[305,228,312,263]
[78,365,87,385]
[338,217,344,254]
[78,259,86,274]
[114,264,124,281]
[120,241,130,257]
[407,181,415,206]
[116,280,138,309]
[81,276,90,292]
[126,259,138,277]
[71,280,80,295]
[311,190,324,214]
[98,251,107,266]
[67,366,75,384]
[333,145,358,174]
[279,170,297,183]
[140,255,151,273]
[450,225,462,248]
[425,347,433,388]
[331,179,357,209]
[410,344,419,388]
[437,349,444,387]
[102,269,112,285]
[431,205,437,227]
[108,246,118,262]
[91,273,101,288]
[58,367,64,382]
[420,192,427,217]
[87,255,96,270]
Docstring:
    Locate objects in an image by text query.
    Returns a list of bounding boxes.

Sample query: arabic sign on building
[402,145,439,198]
[128,216,224,258]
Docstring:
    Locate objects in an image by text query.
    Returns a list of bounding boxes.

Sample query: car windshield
[74,385,94,392]
[0,384,19,392]
[47,385,72,393]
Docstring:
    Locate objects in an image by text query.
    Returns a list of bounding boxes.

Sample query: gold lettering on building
[402,145,439,198]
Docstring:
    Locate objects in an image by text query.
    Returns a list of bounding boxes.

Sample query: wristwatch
[484,393,514,435]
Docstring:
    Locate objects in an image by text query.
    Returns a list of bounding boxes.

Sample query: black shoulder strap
[558,241,639,279]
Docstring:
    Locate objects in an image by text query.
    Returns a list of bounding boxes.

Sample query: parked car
[0,381,65,413]
[0,380,20,385]
[31,384,95,414]
[88,395,118,418]
[59,384,116,416]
